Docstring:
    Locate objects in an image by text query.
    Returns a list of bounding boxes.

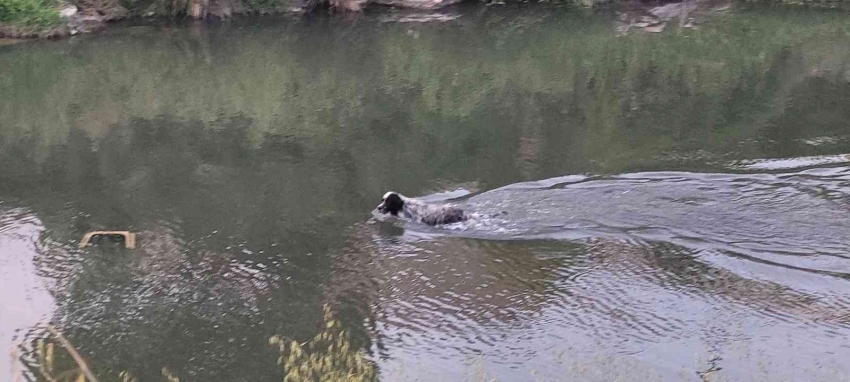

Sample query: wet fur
[377,191,467,226]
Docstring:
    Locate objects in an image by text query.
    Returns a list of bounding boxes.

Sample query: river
[1,5,849,381]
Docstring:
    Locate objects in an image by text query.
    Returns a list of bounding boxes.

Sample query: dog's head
[377,191,405,216]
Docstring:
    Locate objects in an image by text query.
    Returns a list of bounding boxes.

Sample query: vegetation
[0,0,59,28]
[2,9,848,175]
[21,324,100,382]
[269,306,376,382]
[18,306,373,382]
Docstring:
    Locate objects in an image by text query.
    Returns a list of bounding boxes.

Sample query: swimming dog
[376,191,467,226]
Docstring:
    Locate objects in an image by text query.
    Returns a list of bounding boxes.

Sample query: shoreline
[0,0,467,41]
[0,0,845,43]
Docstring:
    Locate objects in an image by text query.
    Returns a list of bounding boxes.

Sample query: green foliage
[0,0,60,27]
[269,305,376,382]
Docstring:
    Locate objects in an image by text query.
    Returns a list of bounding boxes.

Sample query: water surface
[2,6,850,381]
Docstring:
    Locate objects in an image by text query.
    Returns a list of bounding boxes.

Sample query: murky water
[2,6,850,381]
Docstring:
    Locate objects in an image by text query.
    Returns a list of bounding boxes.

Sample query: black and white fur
[376,191,467,226]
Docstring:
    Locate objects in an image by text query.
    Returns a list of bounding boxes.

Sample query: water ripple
[337,165,850,377]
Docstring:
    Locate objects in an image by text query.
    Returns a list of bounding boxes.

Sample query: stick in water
[43,324,100,382]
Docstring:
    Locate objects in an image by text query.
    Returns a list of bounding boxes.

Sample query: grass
[0,0,60,28]
[16,305,375,382]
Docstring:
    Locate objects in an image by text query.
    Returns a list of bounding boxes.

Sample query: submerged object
[78,231,136,249]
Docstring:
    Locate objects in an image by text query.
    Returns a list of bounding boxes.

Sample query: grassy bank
[1,0,848,40]
[0,0,59,29]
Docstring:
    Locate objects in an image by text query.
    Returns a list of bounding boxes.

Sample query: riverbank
[0,0,846,41]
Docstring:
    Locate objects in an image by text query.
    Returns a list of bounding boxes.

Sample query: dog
[376,191,467,226]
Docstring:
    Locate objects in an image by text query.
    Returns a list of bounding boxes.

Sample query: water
[2,6,850,381]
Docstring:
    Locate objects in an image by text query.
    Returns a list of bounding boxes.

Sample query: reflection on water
[2,6,850,381]
[0,208,55,379]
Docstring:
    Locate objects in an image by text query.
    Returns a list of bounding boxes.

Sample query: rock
[331,0,366,11]
[382,12,460,23]
[208,0,234,18]
[643,22,666,33]
[101,5,129,21]
[649,1,698,21]
[188,0,204,18]
[634,15,660,27]
[64,13,106,35]
[60,5,78,18]
[72,0,128,20]
[370,0,462,10]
